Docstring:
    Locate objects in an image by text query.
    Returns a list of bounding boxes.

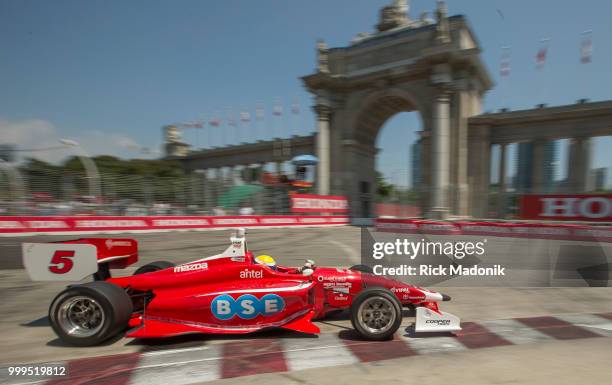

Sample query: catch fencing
[0,169,294,216]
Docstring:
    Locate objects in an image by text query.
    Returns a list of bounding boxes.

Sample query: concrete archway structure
[303,1,492,219]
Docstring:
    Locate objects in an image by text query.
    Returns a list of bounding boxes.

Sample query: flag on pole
[240,111,251,122]
[272,100,283,116]
[255,103,265,121]
[209,117,221,127]
[193,120,204,129]
[580,30,592,64]
[500,46,511,77]
[228,111,236,127]
[291,99,300,115]
[536,38,550,69]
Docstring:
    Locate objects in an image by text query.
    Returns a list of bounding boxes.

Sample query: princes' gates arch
[303,1,492,219]
[176,1,612,220]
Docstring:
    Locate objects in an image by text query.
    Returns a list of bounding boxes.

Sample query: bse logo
[211,294,285,320]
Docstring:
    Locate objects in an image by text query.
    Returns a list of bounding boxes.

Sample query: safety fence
[0,169,299,216]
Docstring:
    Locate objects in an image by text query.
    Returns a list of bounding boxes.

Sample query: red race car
[22,229,460,346]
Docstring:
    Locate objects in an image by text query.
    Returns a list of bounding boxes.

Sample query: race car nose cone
[441,294,451,301]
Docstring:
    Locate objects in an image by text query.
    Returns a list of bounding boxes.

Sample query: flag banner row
[499,32,593,76]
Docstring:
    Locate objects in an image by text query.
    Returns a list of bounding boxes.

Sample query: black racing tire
[133,261,175,275]
[349,264,374,274]
[49,281,133,347]
[350,287,402,341]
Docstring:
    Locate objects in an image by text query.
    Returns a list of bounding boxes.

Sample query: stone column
[497,143,507,217]
[428,90,451,219]
[314,104,331,195]
[419,133,431,216]
[567,137,592,192]
[532,139,546,193]
[455,90,470,217]
[467,125,491,218]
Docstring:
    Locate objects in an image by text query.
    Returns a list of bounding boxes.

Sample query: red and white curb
[3,312,612,385]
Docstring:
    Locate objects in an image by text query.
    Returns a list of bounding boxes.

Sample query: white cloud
[0,118,152,164]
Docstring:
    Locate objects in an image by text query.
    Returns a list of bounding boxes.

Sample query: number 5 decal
[48,250,75,274]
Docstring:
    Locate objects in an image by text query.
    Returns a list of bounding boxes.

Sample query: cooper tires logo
[425,319,451,325]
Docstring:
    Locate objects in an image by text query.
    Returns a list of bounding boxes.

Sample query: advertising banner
[0,215,350,236]
[520,194,612,222]
[290,194,349,213]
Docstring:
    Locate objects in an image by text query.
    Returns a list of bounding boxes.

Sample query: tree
[376,171,394,200]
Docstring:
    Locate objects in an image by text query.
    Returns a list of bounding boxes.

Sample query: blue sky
[1,0,611,186]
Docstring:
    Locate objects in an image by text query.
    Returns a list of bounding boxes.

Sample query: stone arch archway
[347,88,430,218]
[303,1,492,219]
[350,87,429,144]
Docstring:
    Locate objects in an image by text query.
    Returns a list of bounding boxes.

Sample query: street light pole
[59,139,102,201]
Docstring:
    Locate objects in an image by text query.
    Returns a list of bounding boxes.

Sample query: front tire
[133,261,175,275]
[350,287,402,341]
[49,281,132,347]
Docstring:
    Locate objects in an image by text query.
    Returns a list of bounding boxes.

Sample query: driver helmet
[255,255,277,270]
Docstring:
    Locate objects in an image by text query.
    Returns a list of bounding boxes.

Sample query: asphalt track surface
[1,227,612,384]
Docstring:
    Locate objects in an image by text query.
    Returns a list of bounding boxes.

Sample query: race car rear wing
[22,238,138,281]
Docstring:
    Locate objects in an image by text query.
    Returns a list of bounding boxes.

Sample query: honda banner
[520,194,612,222]
[290,194,349,213]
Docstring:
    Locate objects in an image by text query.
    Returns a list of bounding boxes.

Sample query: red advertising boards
[520,194,612,222]
[0,215,350,236]
[290,194,349,213]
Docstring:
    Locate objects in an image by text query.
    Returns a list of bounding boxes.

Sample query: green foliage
[376,171,394,198]
[60,155,184,178]
[18,156,187,203]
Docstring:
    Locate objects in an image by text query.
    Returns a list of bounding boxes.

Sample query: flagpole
[500,46,511,109]
[536,38,551,106]
[580,30,593,101]
[207,115,212,149]
[256,103,264,142]
[194,121,199,149]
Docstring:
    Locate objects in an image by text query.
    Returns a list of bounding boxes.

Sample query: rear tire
[49,281,132,347]
[349,264,374,274]
[350,287,402,341]
[133,261,175,275]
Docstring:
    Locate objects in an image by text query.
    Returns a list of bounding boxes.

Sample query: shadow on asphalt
[46,332,126,347]
[126,328,316,352]
[22,316,49,327]
[402,324,455,338]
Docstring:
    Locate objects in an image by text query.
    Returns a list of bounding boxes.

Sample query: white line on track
[143,346,211,356]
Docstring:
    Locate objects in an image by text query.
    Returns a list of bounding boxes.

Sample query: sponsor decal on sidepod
[211,294,285,320]
[173,262,208,273]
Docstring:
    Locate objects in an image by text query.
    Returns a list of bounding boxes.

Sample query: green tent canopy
[217,184,263,209]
